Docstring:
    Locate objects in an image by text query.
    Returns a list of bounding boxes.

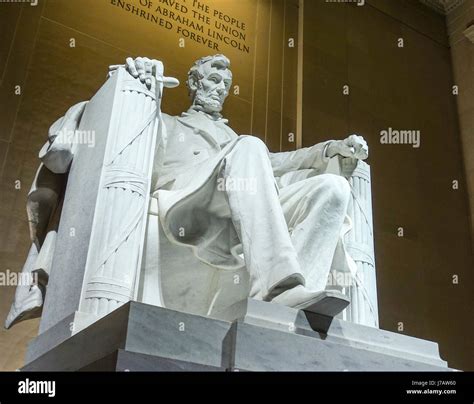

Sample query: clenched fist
[326,134,369,160]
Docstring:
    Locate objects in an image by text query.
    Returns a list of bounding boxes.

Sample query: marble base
[22,300,452,371]
[81,350,225,371]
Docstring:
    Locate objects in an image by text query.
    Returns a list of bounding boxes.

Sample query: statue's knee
[235,135,268,155]
[317,174,351,207]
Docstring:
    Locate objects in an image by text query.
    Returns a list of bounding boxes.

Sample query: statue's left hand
[326,134,369,160]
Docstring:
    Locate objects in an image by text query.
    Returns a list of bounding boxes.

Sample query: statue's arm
[270,134,369,177]
[269,141,333,177]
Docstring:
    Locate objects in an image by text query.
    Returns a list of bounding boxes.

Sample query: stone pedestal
[23,300,451,371]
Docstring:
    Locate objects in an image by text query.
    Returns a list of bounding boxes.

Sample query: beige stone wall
[447,0,474,245]
[302,0,474,370]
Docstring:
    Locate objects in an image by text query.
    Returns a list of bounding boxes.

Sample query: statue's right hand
[109,57,164,89]
[126,57,164,89]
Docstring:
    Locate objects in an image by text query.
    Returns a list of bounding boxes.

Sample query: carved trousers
[212,136,352,301]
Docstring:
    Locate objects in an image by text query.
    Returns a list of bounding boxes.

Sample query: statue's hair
[186,54,232,100]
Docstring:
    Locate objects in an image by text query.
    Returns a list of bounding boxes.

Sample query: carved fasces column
[78,66,174,320]
[340,158,379,328]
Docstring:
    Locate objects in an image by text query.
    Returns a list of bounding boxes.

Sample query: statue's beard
[192,92,224,116]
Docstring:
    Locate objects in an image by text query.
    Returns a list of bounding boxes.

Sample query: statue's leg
[221,136,304,301]
[279,174,351,292]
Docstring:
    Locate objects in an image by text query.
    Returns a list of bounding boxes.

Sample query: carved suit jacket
[153,108,333,191]
[152,108,334,271]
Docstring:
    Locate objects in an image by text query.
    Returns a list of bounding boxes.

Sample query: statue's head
[187,54,232,117]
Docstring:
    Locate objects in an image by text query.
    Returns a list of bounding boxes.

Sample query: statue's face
[192,62,232,115]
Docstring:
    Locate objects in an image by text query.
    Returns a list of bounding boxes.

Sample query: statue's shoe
[271,285,350,317]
